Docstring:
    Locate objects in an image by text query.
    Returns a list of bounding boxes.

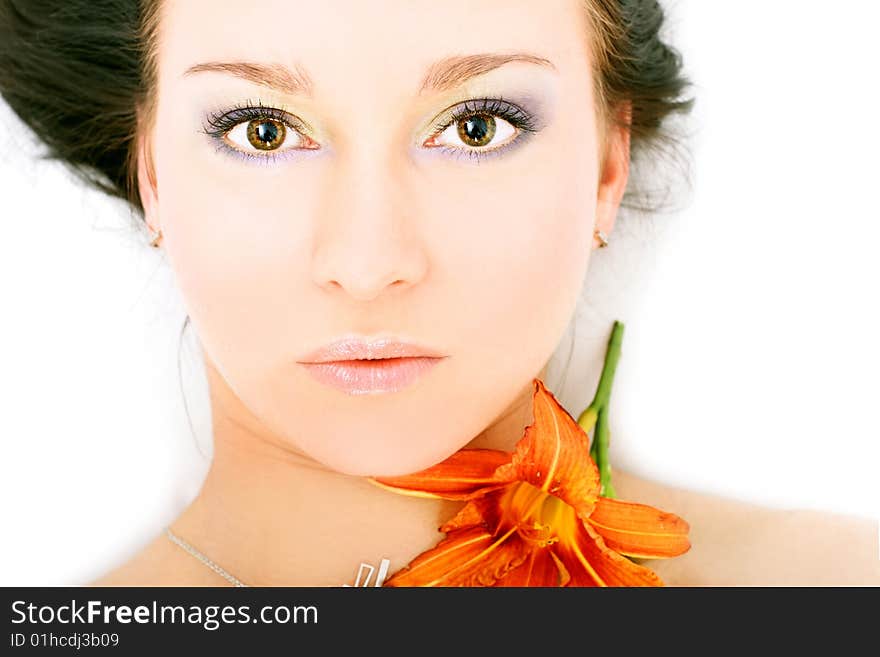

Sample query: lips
[297,336,447,364]
[297,336,448,395]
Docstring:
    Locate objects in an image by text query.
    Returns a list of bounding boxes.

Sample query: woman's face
[139,0,629,476]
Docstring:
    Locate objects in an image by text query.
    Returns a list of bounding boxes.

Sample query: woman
[1,0,876,586]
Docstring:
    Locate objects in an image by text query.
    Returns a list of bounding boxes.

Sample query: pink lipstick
[297,337,447,395]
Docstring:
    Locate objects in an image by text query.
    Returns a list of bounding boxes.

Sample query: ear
[594,101,632,249]
[136,132,160,235]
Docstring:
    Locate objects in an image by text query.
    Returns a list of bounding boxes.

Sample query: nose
[310,147,428,302]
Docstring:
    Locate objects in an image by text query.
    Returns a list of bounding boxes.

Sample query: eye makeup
[199,93,547,165]
[422,95,543,163]
[200,98,317,166]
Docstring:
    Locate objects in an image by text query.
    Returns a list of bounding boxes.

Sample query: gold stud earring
[148,226,163,248]
[594,229,609,249]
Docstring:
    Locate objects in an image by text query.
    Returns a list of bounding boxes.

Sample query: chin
[304,436,462,479]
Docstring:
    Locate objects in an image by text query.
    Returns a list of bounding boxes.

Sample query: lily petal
[557,520,666,586]
[587,497,691,558]
[439,488,507,534]
[383,526,530,587]
[369,448,514,500]
[494,379,601,519]
[495,548,571,587]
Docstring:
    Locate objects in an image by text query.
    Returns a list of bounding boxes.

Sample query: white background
[1,0,877,585]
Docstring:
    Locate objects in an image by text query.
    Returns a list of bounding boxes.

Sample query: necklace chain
[165,528,248,587]
[164,527,391,587]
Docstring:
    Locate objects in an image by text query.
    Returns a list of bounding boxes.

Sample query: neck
[171,358,545,586]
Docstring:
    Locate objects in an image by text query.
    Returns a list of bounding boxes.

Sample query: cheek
[154,142,320,379]
[442,158,596,386]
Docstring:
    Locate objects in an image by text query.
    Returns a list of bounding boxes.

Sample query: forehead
[157,0,592,98]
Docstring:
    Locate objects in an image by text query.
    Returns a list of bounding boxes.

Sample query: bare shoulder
[612,469,880,586]
[88,533,232,587]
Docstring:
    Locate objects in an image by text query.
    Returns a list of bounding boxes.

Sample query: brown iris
[457,113,496,148]
[246,118,286,151]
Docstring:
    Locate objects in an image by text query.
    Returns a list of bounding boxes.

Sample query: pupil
[255,121,278,143]
[458,114,495,147]
[247,119,285,151]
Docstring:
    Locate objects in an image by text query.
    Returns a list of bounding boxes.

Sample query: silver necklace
[164,527,391,587]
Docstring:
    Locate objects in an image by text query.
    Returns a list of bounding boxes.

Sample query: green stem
[576,320,625,498]
[595,406,616,498]
[590,320,625,412]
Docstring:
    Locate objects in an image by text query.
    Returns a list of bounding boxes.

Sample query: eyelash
[426,96,540,162]
[200,96,539,165]
[201,98,309,165]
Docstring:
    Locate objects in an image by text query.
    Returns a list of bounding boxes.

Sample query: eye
[423,98,538,156]
[225,116,316,154]
[426,112,517,152]
[201,101,318,160]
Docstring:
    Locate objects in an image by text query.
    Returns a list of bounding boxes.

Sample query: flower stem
[590,320,625,412]
[595,406,616,498]
[577,320,624,498]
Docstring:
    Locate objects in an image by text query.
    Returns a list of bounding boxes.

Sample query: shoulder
[612,469,880,586]
[88,533,234,587]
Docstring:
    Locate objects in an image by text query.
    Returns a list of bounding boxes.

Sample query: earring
[148,226,163,248]
[594,228,609,249]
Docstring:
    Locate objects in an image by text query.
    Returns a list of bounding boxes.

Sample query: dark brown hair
[0,0,695,218]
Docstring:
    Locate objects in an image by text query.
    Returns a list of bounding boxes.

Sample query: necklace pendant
[343,558,391,587]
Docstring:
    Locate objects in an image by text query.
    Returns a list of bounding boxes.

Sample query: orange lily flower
[369,378,690,586]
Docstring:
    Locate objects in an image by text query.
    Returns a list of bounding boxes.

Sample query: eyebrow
[419,52,555,94]
[183,61,314,96]
[182,52,556,97]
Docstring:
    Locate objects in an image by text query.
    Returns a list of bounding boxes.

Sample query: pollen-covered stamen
[504,481,574,548]
[517,520,557,548]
